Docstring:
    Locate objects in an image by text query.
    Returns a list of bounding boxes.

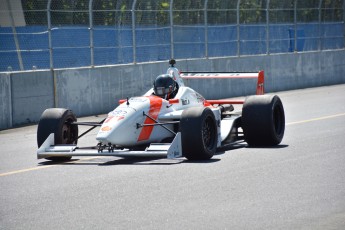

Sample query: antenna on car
[169,59,176,67]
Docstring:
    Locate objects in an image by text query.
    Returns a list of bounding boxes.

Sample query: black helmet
[153,74,178,99]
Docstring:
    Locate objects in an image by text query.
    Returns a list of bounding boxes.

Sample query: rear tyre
[37,108,78,161]
[242,95,285,146]
[180,107,217,160]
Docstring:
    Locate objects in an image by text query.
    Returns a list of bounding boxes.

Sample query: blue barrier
[0,23,343,71]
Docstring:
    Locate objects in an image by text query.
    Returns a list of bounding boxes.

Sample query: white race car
[37,60,285,161]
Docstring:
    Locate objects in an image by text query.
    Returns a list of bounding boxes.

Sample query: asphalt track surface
[1,84,345,230]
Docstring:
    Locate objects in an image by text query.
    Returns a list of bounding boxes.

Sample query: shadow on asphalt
[38,156,220,166]
[245,144,289,149]
[38,143,288,166]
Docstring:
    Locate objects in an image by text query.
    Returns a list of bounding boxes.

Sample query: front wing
[37,133,183,159]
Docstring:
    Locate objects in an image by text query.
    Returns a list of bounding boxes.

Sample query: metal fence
[1,0,344,72]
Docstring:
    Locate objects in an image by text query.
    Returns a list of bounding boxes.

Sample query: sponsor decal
[104,116,114,123]
[105,115,125,123]
[129,97,148,103]
[110,110,128,117]
[181,99,190,105]
[195,92,205,103]
[101,126,112,132]
[116,116,125,121]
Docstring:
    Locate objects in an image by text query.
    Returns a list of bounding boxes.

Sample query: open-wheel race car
[37,59,285,161]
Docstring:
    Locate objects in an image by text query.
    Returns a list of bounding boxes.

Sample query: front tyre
[242,95,285,146]
[180,107,217,160]
[37,108,78,161]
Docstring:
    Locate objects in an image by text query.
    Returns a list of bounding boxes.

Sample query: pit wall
[1,50,344,130]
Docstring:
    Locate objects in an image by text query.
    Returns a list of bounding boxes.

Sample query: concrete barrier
[1,50,344,130]
[0,70,54,129]
[184,50,345,97]
[0,73,11,130]
[54,62,168,117]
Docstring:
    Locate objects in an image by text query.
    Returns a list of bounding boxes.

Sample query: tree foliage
[21,0,344,26]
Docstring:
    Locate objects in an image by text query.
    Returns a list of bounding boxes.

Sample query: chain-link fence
[1,0,344,71]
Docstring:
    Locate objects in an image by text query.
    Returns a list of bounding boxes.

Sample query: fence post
[318,0,322,51]
[294,0,297,52]
[6,0,24,71]
[170,0,174,59]
[343,0,345,49]
[89,0,94,67]
[236,0,241,56]
[132,0,137,64]
[204,0,208,58]
[47,0,53,70]
[266,0,270,54]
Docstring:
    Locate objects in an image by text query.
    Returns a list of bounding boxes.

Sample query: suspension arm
[139,112,178,135]
[71,118,106,141]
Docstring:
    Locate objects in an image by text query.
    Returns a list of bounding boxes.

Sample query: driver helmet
[153,74,178,99]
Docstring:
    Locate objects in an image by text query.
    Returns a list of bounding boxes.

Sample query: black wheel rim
[202,116,216,150]
[273,105,284,136]
[62,119,77,144]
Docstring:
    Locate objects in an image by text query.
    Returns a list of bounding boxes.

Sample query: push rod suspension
[140,112,177,135]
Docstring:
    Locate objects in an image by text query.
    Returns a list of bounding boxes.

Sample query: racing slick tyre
[37,108,78,161]
[180,107,217,160]
[242,95,285,146]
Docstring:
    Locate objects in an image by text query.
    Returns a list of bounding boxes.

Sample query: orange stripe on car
[137,96,163,141]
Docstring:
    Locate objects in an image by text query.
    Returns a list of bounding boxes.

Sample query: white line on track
[286,113,345,126]
[0,157,101,177]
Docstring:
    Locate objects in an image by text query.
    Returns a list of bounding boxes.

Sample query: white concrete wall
[1,50,344,130]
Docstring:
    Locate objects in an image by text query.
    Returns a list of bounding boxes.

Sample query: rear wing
[180,71,265,105]
[180,71,264,95]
